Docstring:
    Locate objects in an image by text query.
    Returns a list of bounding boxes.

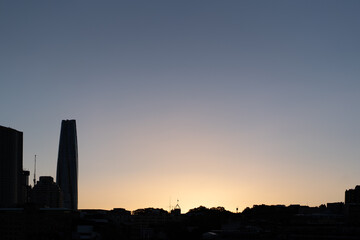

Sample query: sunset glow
[1,1,360,213]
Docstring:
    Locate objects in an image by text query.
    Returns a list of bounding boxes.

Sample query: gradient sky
[1,1,360,213]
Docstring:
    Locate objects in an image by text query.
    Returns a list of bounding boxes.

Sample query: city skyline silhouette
[1,1,360,213]
[1,121,358,213]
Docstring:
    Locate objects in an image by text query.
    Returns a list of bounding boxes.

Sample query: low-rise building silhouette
[21,170,31,204]
[31,176,63,208]
[171,200,181,215]
[345,185,360,204]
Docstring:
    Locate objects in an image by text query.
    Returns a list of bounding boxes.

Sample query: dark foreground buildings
[31,176,63,208]
[56,120,78,210]
[0,126,27,207]
[345,185,360,204]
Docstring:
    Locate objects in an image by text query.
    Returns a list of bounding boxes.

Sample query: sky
[1,0,360,213]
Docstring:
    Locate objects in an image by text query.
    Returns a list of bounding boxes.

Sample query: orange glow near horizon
[76,114,348,213]
[2,0,360,216]
[78,155,345,213]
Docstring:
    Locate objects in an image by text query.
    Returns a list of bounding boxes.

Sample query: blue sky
[1,1,360,212]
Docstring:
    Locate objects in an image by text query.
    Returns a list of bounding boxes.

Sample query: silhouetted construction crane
[33,155,36,187]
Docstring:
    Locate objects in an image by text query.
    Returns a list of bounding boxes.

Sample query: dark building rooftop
[31,176,63,208]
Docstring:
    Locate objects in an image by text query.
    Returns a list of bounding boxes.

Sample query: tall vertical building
[56,120,78,210]
[0,126,23,207]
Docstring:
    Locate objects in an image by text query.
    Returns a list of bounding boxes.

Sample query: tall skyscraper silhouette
[0,126,24,207]
[56,120,78,210]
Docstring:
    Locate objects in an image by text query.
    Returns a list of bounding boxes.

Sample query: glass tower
[56,120,78,210]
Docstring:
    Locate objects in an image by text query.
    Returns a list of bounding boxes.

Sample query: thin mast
[33,155,36,186]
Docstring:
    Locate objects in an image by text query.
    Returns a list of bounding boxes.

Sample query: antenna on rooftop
[175,199,180,209]
[33,155,36,187]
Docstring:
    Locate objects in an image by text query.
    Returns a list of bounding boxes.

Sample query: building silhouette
[56,120,78,210]
[345,185,360,204]
[31,176,63,208]
[171,200,181,215]
[21,170,30,204]
[0,126,25,207]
